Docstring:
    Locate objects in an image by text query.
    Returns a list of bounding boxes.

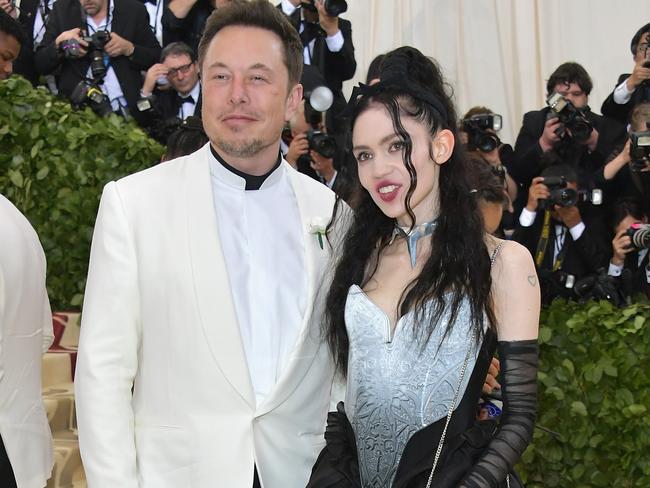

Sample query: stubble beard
[213,136,272,159]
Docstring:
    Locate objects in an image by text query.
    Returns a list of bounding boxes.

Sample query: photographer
[513,164,610,303]
[138,41,201,143]
[601,23,650,125]
[609,198,650,300]
[34,0,160,119]
[595,102,650,207]
[280,0,356,135]
[511,63,625,209]
[162,0,231,54]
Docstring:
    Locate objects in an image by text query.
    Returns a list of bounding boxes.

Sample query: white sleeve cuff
[608,262,624,277]
[568,221,586,241]
[646,264,650,284]
[325,30,344,52]
[613,77,635,105]
[518,207,537,227]
[281,0,297,16]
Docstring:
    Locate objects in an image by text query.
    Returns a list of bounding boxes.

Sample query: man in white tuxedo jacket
[0,194,54,488]
[75,2,341,487]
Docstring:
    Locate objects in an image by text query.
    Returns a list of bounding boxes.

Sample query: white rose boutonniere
[308,216,329,250]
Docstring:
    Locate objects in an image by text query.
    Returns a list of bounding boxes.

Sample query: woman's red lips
[375,181,402,202]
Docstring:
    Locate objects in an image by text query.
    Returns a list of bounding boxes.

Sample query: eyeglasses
[167,62,194,78]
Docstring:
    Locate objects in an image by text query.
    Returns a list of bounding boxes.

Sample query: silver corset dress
[344,285,482,487]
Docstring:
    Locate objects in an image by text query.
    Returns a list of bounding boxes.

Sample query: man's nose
[229,75,249,104]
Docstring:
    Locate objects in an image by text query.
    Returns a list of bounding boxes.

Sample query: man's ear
[285,83,304,122]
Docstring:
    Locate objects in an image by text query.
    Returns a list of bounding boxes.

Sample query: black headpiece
[345,48,448,123]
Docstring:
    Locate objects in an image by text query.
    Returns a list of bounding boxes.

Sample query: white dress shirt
[144,0,164,46]
[519,207,585,263]
[208,152,307,405]
[280,0,344,65]
[178,81,200,120]
[86,5,127,113]
[608,248,650,283]
[33,0,57,46]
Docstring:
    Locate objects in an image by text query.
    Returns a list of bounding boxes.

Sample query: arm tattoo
[527,275,537,287]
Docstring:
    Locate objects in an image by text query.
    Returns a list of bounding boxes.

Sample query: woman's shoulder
[486,237,533,270]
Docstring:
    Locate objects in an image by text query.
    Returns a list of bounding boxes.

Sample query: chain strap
[425,240,508,488]
[424,327,475,488]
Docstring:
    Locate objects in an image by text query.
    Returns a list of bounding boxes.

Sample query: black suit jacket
[615,249,650,300]
[13,0,40,84]
[281,6,356,133]
[140,86,203,143]
[34,0,161,117]
[512,208,610,302]
[601,74,650,125]
[510,107,625,187]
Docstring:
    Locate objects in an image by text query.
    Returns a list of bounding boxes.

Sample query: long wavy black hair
[325,47,496,378]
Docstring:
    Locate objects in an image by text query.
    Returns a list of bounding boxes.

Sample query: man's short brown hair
[197,0,303,87]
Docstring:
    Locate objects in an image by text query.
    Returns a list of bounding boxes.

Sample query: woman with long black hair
[308,46,540,488]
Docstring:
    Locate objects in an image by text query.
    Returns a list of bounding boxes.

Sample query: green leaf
[8,169,24,188]
[539,326,552,343]
[36,166,50,180]
[571,401,588,417]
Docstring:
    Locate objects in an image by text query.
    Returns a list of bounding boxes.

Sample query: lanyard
[534,210,569,271]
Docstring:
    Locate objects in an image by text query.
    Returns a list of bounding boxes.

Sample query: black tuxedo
[34,0,161,120]
[512,208,610,302]
[280,5,356,134]
[510,107,625,188]
[161,0,212,54]
[12,0,40,84]
[615,250,650,300]
[140,86,203,143]
[601,74,650,125]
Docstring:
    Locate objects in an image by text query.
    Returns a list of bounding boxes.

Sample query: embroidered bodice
[344,285,482,487]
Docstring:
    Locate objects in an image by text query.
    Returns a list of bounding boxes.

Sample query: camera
[60,39,85,58]
[70,80,113,117]
[85,31,111,81]
[625,223,650,250]
[462,114,502,153]
[307,130,337,158]
[539,176,602,208]
[546,92,593,143]
[300,0,347,16]
[573,269,625,307]
[629,130,650,171]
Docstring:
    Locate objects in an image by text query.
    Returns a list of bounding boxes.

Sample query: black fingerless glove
[460,339,538,487]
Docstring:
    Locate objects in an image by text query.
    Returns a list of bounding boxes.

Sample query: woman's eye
[389,141,404,151]
[356,152,371,162]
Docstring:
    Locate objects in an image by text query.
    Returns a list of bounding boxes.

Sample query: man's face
[634,32,649,64]
[80,0,106,17]
[0,32,20,80]
[201,25,302,160]
[553,82,588,109]
[164,54,199,96]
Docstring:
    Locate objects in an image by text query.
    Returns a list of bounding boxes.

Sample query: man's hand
[55,27,89,54]
[554,204,582,229]
[0,0,18,18]
[526,176,549,212]
[626,58,650,91]
[611,228,634,266]
[583,126,599,152]
[314,0,339,37]
[539,117,562,152]
[482,357,501,395]
[168,0,198,19]
[142,63,169,96]
[285,133,309,167]
[104,33,134,58]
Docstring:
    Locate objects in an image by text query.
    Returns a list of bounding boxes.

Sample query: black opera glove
[460,339,539,487]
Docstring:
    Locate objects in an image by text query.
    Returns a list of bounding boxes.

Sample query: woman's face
[352,102,454,226]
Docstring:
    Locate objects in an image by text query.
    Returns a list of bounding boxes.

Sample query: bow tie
[178,94,195,105]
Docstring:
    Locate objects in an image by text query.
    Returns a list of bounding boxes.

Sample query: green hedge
[518,298,650,486]
[0,77,163,310]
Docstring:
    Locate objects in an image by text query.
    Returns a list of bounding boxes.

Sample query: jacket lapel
[255,166,331,416]
[186,146,255,408]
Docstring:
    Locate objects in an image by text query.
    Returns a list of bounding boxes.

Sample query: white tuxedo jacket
[75,145,339,487]
[0,194,54,488]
